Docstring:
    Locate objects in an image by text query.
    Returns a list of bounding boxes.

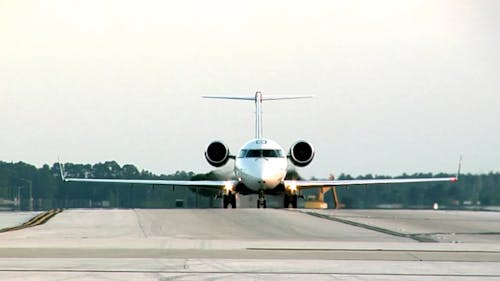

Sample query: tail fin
[203,91,313,139]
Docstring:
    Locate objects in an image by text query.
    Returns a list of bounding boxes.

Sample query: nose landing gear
[257,190,267,208]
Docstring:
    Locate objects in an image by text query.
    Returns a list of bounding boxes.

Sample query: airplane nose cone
[256,163,284,186]
[238,158,286,190]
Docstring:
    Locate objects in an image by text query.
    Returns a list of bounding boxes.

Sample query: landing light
[224,182,233,192]
[287,182,297,192]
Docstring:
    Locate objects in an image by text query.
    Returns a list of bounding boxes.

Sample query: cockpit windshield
[246,150,262,157]
[238,149,285,158]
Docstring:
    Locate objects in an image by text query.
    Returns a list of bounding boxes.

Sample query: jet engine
[205,141,230,167]
[289,140,315,167]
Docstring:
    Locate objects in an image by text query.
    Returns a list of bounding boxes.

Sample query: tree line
[0,160,498,210]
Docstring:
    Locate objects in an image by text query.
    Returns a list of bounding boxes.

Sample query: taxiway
[0,208,499,280]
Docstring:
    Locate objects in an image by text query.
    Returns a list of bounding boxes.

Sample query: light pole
[19,179,33,211]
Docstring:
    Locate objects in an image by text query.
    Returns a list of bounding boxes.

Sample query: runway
[1,208,499,280]
[0,211,41,230]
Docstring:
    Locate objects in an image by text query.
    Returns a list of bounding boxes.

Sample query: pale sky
[1,0,499,178]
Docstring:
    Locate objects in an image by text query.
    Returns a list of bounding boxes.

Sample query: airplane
[60,91,459,208]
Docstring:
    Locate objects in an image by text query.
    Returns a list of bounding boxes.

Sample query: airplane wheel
[257,190,266,208]
[230,194,237,208]
[284,195,298,208]
[291,194,298,208]
[223,195,229,208]
[284,196,290,208]
[257,199,266,208]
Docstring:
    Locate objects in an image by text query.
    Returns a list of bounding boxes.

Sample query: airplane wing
[290,156,462,190]
[60,164,236,189]
[288,176,458,190]
[62,177,235,188]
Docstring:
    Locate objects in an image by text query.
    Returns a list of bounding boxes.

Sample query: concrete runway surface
[0,212,41,230]
[0,208,499,280]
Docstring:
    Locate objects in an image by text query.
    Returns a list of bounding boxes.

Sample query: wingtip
[456,155,463,181]
[58,161,66,181]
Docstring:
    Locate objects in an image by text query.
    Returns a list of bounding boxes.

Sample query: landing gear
[223,191,236,208]
[284,193,298,208]
[257,190,266,208]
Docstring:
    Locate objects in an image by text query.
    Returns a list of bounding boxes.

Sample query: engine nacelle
[205,141,230,167]
[289,140,315,167]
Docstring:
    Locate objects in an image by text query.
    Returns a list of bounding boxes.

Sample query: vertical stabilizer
[255,91,263,139]
[203,92,313,139]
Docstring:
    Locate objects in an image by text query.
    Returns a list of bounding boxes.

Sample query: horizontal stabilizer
[262,95,314,101]
[202,96,255,101]
[203,91,313,139]
[202,95,314,101]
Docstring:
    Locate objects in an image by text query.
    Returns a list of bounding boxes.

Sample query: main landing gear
[284,193,298,208]
[257,190,266,208]
[223,191,236,208]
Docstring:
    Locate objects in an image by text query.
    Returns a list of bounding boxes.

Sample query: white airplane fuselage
[234,138,288,192]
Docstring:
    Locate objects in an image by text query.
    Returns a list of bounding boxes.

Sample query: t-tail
[202,91,313,138]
